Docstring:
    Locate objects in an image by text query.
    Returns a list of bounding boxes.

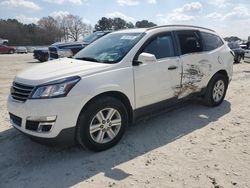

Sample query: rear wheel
[9,50,14,54]
[203,74,228,107]
[76,96,128,152]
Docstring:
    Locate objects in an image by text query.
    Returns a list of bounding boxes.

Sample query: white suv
[8,25,234,151]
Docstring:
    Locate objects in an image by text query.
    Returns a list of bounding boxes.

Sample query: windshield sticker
[120,36,137,40]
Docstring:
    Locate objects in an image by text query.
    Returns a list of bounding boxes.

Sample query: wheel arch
[202,69,229,96]
[78,91,134,125]
[215,70,229,83]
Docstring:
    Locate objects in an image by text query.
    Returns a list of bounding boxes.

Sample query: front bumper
[7,95,82,140]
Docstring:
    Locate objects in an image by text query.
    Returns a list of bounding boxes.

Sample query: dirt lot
[0,54,250,188]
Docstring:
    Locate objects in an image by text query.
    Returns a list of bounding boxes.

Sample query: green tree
[135,20,157,28]
[95,17,113,31]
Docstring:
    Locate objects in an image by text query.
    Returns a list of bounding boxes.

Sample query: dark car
[49,31,110,60]
[228,42,245,63]
[0,45,15,54]
[33,48,49,62]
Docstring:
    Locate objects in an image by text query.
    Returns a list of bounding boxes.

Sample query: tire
[235,55,241,64]
[203,74,228,107]
[9,50,14,54]
[76,96,128,152]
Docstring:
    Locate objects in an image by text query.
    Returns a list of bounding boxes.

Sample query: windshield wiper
[75,57,100,62]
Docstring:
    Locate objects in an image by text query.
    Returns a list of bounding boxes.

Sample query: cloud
[147,0,156,4]
[50,11,70,18]
[82,18,91,24]
[0,0,40,11]
[223,5,250,20]
[106,12,135,22]
[174,2,202,13]
[43,0,85,5]
[16,15,39,24]
[208,0,230,8]
[117,0,139,6]
[117,0,156,6]
[157,13,195,24]
[206,12,223,20]
[206,6,250,21]
[157,2,202,24]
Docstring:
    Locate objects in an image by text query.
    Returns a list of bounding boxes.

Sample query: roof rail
[146,25,215,32]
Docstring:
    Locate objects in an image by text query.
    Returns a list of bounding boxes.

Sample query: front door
[133,32,182,108]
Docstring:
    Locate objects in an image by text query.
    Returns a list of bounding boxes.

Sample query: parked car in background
[240,44,247,49]
[27,47,36,53]
[15,46,28,54]
[33,48,49,62]
[228,42,245,63]
[0,38,8,45]
[0,45,15,54]
[244,47,250,63]
[49,31,110,60]
[8,25,233,151]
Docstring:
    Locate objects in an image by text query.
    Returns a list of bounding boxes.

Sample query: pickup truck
[8,25,233,151]
[0,38,8,45]
[33,48,49,62]
[49,31,110,60]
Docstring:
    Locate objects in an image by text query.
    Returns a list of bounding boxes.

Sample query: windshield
[74,32,145,64]
[83,32,107,44]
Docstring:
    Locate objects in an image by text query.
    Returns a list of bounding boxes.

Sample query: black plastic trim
[14,126,76,146]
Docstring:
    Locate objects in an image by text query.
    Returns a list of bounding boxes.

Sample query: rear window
[201,32,224,51]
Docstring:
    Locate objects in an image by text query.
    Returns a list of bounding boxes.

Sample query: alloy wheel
[212,80,225,102]
[89,108,122,144]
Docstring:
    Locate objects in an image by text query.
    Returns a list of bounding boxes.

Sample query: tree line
[0,15,157,46]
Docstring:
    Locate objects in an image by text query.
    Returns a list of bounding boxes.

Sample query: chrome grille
[11,82,34,102]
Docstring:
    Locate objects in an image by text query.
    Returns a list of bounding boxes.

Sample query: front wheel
[76,97,128,152]
[235,55,241,64]
[203,74,228,107]
[9,50,14,54]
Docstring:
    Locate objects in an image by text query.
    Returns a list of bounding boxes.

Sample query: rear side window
[143,34,175,59]
[201,32,224,51]
[176,30,202,55]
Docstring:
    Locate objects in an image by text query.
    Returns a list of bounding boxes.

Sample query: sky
[0,0,250,39]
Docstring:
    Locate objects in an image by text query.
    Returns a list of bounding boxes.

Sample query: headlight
[58,49,73,58]
[31,76,80,99]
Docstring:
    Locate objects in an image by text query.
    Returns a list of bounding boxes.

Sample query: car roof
[114,25,216,35]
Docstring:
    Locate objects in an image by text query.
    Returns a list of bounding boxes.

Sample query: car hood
[34,48,48,52]
[14,58,112,86]
[51,41,88,48]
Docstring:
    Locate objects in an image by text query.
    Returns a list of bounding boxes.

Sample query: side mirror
[133,52,157,66]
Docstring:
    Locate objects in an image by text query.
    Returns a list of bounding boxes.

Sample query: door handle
[168,66,178,70]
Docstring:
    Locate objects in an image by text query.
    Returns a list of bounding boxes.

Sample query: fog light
[26,116,56,133]
[26,116,57,122]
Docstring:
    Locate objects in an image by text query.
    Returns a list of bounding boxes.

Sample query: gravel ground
[0,54,250,188]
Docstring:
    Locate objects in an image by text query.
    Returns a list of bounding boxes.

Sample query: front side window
[142,34,175,59]
[177,31,202,55]
[74,32,145,64]
[201,32,224,51]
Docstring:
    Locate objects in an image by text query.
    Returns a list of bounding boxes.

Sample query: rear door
[175,30,211,98]
[133,32,182,108]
